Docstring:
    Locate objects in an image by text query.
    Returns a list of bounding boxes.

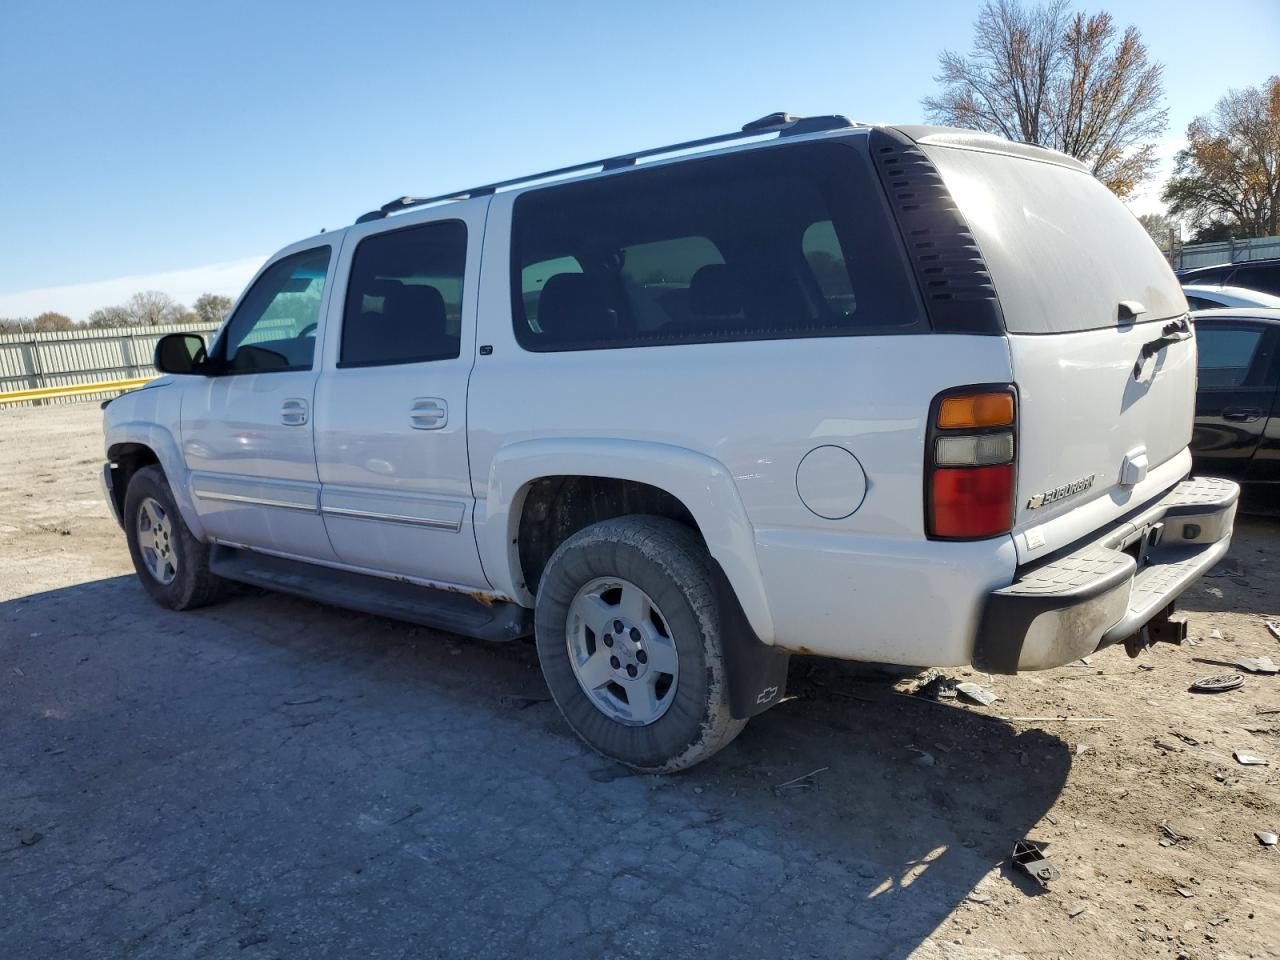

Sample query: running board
[209,546,532,642]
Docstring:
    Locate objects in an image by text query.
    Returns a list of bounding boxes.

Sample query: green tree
[1162,76,1280,240]
[193,293,234,325]
[1136,212,1176,249]
[922,0,1167,197]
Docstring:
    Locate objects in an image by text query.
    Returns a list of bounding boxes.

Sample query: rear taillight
[926,386,1017,540]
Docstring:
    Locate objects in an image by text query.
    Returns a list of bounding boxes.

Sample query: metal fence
[0,321,221,407]
[1172,235,1280,271]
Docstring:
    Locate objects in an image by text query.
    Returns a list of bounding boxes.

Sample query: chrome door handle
[1223,407,1262,422]
[410,397,447,430]
[281,398,309,426]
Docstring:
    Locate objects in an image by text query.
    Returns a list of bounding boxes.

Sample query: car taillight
[926,386,1017,540]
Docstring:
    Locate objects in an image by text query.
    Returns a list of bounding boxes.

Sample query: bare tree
[126,290,185,326]
[193,293,234,325]
[1163,76,1280,239]
[86,306,133,329]
[32,311,75,332]
[922,0,1167,196]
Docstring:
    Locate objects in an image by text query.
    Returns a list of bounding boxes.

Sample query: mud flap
[711,560,790,719]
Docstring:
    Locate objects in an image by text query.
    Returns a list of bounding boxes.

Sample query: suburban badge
[1027,474,1096,509]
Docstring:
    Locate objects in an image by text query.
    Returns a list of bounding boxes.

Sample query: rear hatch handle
[1133,317,1193,378]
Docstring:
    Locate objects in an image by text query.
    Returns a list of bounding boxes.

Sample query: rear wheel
[124,465,226,610]
[534,516,745,772]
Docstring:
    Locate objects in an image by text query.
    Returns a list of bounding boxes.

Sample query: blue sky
[1,0,1276,319]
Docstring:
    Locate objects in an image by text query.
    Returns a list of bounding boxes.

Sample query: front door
[182,243,338,560]
[312,201,489,588]
[1191,319,1278,481]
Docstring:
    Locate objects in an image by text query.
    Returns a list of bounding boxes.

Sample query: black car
[1191,308,1280,500]
[1178,257,1280,296]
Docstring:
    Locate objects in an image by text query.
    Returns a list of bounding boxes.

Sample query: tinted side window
[341,221,467,367]
[1185,295,1218,311]
[1231,264,1280,296]
[510,142,923,351]
[221,246,331,372]
[1196,326,1264,388]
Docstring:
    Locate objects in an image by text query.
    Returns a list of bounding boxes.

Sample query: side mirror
[154,333,208,375]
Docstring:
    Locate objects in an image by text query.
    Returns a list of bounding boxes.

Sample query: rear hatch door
[922,139,1194,562]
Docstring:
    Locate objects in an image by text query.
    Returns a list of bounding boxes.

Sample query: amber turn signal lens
[937,392,1014,429]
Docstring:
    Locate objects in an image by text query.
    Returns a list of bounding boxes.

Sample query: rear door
[1190,319,1277,479]
[925,141,1195,560]
[312,199,490,589]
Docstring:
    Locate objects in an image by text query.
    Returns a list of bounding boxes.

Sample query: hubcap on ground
[566,577,679,726]
[136,496,177,585]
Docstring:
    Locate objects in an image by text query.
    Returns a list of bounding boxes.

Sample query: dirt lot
[1,402,1277,960]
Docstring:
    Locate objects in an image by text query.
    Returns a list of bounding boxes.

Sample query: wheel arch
[105,420,207,541]
[479,438,775,643]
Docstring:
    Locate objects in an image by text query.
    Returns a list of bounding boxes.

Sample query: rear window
[927,146,1186,334]
[510,142,923,351]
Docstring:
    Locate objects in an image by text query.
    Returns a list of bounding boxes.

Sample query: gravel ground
[1,402,1277,960]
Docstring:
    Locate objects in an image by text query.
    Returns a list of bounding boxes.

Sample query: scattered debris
[916,675,958,700]
[498,693,551,709]
[589,764,638,783]
[1236,656,1278,674]
[1154,739,1181,753]
[1176,886,1195,898]
[18,831,44,848]
[967,892,992,905]
[1002,715,1118,723]
[1171,731,1200,746]
[1266,620,1280,641]
[906,748,936,767]
[1068,903,1087,918]
[282,695,323,706]
[11,667,24,677]
[1159,822,1192,846]
[1214,771,1238,787]
[1209,628,1224,641]
[955,681,998,706]
[1189,673,1245,693]
[1011,838,1059,888]
[1255,831,1277,847]
[773,766,829,795]
[1233,751,1269,766]
[1138,662,1155,671]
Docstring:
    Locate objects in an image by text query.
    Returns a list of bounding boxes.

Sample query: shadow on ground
[1,576,1069,959]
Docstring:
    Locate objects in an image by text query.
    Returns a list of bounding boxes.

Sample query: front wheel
[534,516,746,773]
[123,465,226,610]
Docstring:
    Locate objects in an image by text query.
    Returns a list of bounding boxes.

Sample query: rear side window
[221,246,331,372]
[510,142,923,351]
[341,221,467,367]
[1185,295,1218,311]
[1196,326,1265,388]
[1230,264,1280,296]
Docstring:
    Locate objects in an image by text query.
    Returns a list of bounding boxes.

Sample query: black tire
[534,515,746,773]
[123,465,227,610]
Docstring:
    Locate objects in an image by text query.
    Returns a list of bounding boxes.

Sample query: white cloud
[0,256,266,322]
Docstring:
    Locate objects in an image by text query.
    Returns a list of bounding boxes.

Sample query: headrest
[536,273,618,341]
[688,264,743,318]
[385,283,446,335]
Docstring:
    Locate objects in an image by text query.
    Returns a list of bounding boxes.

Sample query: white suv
[102,113,1238,771]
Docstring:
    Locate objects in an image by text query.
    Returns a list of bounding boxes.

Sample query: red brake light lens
[929,464,1016,538]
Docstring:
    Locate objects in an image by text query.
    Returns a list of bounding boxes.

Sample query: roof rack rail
[353,112,857,224]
